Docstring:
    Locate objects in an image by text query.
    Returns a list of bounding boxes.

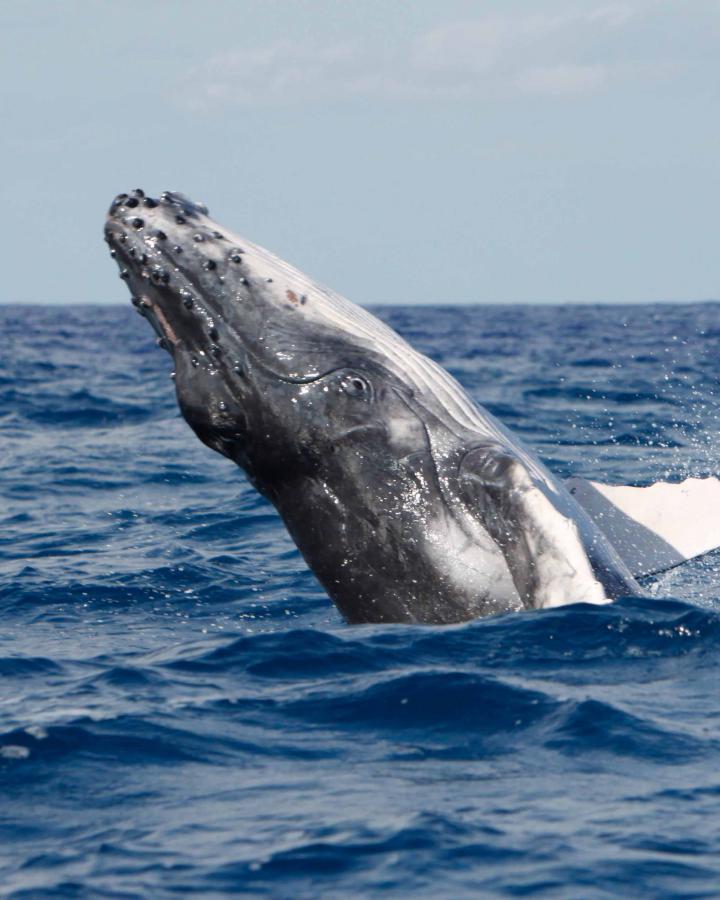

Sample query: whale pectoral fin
[459,446,607,610]
[566,476,720,577]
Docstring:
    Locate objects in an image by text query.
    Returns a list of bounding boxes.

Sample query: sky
[1,0,719,305]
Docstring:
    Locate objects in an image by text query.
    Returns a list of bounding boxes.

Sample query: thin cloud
[176,2,694,109]
[187,41,361,107]
[515,64,609,96]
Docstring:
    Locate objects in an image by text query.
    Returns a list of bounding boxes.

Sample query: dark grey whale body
[105,189,641,623]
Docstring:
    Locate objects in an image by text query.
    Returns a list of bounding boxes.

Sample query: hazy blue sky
[1,1,719,305]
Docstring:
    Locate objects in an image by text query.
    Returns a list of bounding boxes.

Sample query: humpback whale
[105,190,720,624]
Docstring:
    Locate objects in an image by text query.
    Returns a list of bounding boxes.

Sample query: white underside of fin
[567,476,720,577]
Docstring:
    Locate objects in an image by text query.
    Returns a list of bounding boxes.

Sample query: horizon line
[2,297,719,309]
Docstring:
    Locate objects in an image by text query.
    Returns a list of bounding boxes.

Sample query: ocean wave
[3,304,720,896]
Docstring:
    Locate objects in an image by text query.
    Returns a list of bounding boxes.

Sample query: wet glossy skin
[105,190,639,623]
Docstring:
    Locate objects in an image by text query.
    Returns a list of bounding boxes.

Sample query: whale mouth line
[148,300,180,347]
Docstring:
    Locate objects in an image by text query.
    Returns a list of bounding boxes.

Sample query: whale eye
[342,374,371,398]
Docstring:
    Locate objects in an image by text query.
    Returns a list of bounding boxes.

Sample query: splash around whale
[104,189,720,624]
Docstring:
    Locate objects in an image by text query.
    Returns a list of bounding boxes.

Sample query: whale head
[105,189,435,509]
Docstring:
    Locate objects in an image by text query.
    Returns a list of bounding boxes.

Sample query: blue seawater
[2,302,720,898]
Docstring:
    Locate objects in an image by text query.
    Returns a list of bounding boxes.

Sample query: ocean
[2,302,720,898]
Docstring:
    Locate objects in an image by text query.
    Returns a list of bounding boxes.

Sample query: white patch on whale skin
[422,512,523,614]
[397,462,522,615]
[517,486,609,608]
[386,414,421,448]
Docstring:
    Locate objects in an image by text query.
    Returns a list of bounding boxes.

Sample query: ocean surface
[2,302,720,899]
